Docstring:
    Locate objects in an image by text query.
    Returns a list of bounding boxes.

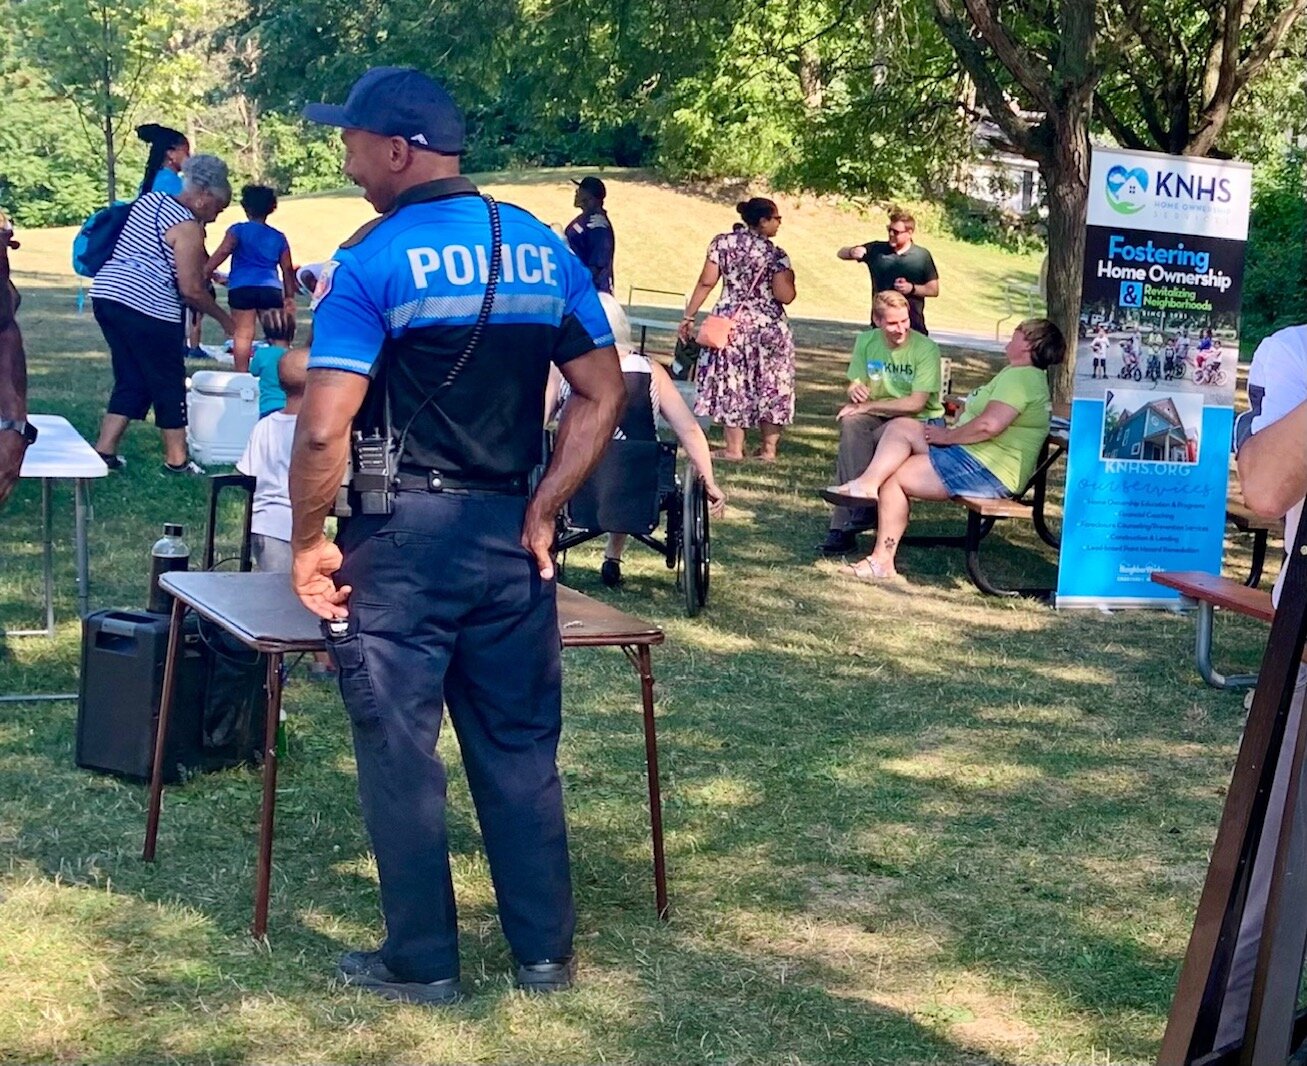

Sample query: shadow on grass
[0,274,1275,1063]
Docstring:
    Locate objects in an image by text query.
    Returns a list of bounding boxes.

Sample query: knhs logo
[1153,171,1233,204]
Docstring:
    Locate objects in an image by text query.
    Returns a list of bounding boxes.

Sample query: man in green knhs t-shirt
[837,208,940,335]
[818,290,944,555]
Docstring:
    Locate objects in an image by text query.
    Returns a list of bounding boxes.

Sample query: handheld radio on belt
[336,194,503,517]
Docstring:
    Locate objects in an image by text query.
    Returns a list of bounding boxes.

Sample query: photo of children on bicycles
[1075,305,1238,405]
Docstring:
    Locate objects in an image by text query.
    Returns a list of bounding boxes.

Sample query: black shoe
[515,956,576,993]
[816,529,857,556]
[335,950,463,1005]
[95,451,126,471]
[600,558,622,587]
[162,459,207,476]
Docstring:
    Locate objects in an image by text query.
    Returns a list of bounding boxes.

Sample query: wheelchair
[553,436,711,617]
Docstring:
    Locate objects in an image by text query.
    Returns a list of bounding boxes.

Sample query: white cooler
[186,371,259,465]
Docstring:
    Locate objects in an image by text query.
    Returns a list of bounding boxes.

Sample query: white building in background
[962,116,1042,216]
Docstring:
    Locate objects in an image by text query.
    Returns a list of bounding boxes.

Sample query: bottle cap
[163,523,184,537]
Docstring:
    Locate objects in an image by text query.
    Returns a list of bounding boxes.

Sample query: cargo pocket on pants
[327,632,388,752]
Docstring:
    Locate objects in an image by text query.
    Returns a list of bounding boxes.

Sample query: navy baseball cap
[303,67,465,154]
[572,176,607,200]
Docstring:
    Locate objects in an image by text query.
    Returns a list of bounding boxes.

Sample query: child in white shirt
[237,347,306,573]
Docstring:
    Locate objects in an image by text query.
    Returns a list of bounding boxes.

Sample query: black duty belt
[394,469,529,496]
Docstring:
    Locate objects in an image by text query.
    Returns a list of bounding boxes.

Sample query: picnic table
[141,571,671,936]
[821,424,1069,599]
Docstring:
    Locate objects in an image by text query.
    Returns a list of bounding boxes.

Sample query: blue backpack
[72,200,133,277]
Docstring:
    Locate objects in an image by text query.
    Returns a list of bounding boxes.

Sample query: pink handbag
[694,257,774,349]
[695,314,734,349]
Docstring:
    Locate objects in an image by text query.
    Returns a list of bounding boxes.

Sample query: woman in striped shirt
[90,154,236,475]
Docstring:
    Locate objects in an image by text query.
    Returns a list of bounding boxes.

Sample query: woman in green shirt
[823,318,1064,581]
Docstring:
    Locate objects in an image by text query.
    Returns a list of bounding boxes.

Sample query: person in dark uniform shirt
[565,175,615,293]
[289,66,624,1006]
[837,208,940,334]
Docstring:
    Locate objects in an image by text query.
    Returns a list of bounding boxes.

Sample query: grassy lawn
[0,176,1273,1064]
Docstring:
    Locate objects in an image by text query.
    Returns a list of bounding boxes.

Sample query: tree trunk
[102,14,115,204]
[1037,113,1091,405]
[104,112,116,204]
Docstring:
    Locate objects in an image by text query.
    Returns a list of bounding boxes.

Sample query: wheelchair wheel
[681,469,711,616]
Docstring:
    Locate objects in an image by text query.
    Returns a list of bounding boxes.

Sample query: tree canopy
[1,0,1304,370]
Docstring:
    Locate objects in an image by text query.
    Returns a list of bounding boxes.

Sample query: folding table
[141,570,669,936]
[5,414,107,635]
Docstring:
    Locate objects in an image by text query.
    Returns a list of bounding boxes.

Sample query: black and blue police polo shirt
[309,177,615,480]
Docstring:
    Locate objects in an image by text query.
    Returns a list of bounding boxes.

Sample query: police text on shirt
[407,243,558,288]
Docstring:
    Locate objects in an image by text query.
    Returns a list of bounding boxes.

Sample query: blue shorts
[928,445,1010,499]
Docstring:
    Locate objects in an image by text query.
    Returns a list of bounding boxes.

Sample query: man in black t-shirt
[837,208,939,334]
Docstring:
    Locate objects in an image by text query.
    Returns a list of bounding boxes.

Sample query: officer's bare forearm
[0,323,28,420]
[289,433,347,552]
[289,369,368,551]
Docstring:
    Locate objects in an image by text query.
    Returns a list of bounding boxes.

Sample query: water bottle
[866,360,886,399]
[148,523,190,614]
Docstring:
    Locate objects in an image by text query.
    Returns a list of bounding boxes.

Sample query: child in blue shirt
[205,185,296,374]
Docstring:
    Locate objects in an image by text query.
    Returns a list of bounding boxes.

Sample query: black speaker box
[76,609,266,784]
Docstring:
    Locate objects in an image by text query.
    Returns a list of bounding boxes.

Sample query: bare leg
[231,309,256,373]
[867,455,951,575]
[187,308,203,351]
[755,422,782,461]
[832,418,929,500]
[95,412,130,456]
[715,426,746,461]
[605,532,628,561]
[161,427,188,467]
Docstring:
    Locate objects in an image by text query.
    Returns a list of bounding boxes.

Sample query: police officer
[289,66,624,1005]
[565,176,615,294]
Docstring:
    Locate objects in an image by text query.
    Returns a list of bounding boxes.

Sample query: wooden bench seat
[1152,570,1275,689]
[956,496,1036,520]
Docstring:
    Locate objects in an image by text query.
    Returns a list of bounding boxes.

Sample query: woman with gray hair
[91,153,236,474]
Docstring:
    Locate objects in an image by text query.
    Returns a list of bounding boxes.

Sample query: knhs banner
[1057,147,1251,608]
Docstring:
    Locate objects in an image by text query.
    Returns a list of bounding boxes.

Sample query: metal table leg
[74,478,91,618]
[1,477,56,639]
[625,644,669,920]
[1245,529,1269,589]
[41,478,54,634]
[252,652,283,938]
[1193,600,1259,690]
[143,597,187,861]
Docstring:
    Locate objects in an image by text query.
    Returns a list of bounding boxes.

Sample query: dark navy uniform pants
[330,490,574,983]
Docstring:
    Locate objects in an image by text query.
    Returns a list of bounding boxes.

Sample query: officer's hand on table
[293,539,351,619]
[521,502,557,581]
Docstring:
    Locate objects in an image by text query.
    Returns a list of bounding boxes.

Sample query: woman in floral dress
[678,198,797,461]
